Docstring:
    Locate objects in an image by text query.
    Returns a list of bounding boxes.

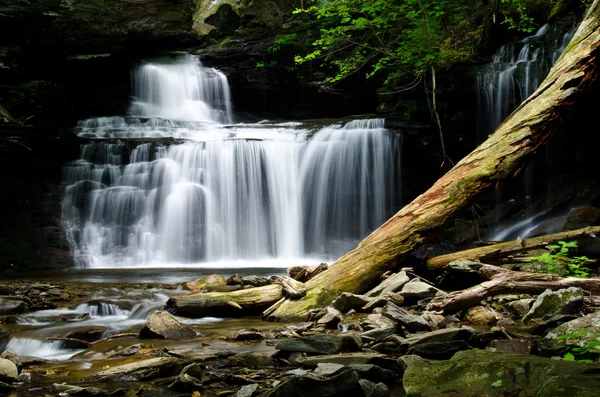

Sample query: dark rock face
[276,334,363,355]
[205,4,241,38]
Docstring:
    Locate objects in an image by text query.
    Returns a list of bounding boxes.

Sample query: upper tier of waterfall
[62,55,403,268]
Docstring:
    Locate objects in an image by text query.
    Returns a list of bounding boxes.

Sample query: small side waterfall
[62,55,402,268]
[477,24,575,137]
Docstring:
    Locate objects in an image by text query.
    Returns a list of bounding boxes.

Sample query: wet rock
[563,206,600,230]
[489,339,532,355]
[53,383,109,396]
[294,352,388,368]
[307,307,328,322]
[242,275,271,287]
[237,383,260,397]
[331,293,372,313]
[362,292,404,311]
[365,272,410,297]
[406,340,471,360]
[0,298,28,315]
[229,352,276,368]
[530,314,578,336]
[260,368,363,397]
[382,302,431,333]
[180,363,204,379]
[0,351,21,373]
[0,328,9,340]
[364,313,396,329]
[384,327,474,354]
[359,379,390,397]
[463,306,498,325]
[401,350,600,397]
[139,310,196,339]
[85,357,180,382]
[523,287,584,322]
[347,364,395,384]
[316,307,343,329]
[288,263,328,282]
[0,358,18,382]
[227,274,243,285]
[167,373,204,392]
[399,279,440,300]
[109,343,141,357]
[185,274,227,292]
[314,363,345,377]
[507,298,534,318]
[361,325,398,343]
[204,3,241,38]
[17,372,30,383]
[55,326,109,349]
[226,329,264,341]
[540,311,600,352]
[276,333,362,355]
[238,2,282,30]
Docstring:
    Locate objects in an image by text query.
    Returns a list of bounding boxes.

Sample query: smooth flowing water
[62,55,402,268]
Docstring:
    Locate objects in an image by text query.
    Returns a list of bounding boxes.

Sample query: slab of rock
[85,357,180,382]
[229,352,276,368]
[364,313,397,329]
[530,314,578,336]
[347,364,395,384]
[241,275,271,287]
[237,383,260,397]
[523,287,584,322]
[294,352,387,368]
[0,298,28,315]
[276,334,362,355]
[54,326,108,349]
[389,327,474,354]
[167,373,204,392]
[359,379,390,397]
[331,293,373,313]
[365,272,410,297]
[464,306,498,325]
[139,310,196,339]
[540,311,600,352]
[361,325,398,343]
[314,363,345,377]
[185,274,226,292]
[261,368,364,397]
[406,340,471,360]
[316,307,343,329]
[53,383,109,396]
[489,339,532,355]
[226,329,264,341]
[507,299,534,318]
[0,358,18,383]
[109,344,141,357]
[399,279,440,300]
[401,350,600,397]
[382,302,431,333]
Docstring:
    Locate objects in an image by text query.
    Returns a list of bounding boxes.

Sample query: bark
[264,3,600,322]
[426,264,600,314]
[427,226,600,269]
[166,284,283,318]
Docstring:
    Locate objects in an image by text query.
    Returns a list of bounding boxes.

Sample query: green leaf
[491,380,503,388]
[564,353,575,361]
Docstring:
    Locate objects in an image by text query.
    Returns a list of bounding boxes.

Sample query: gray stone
[365,272,410,297]
[85,357,180,382]
[316,307,343,329]
[530,314,579,336]
[364,313,396,329]
[229,352,276,368]
[402,350,600,397]
[540,311,600,351]
[406,340,471,360]
[236,383,259,397]
[0,351,21,373]
[180,363,204,379]
[314,363,345,377]
[226,329,264,341]
[0,298,28,315]
[523,287,584,322]
[204,3,241,37]
[294,352,387,368]
[388,327,474,354]
[359,379,390,397]
[139,310,196,339]
[168,373,203,392]
[260,368,363,397]
[0,358,18,383]
[109,343,141,357]
[463,305,498,325]
[361,325,398,343]
[331,293,373,313]
[276,334,362,355]
[381,302,431,333]
[399,279,440,300]
[347,364,395,384]
[362,292,405,311]
[241,275,271,287]
[507,298,533,318]
[53,383,109,396]
[284,368,309,377]
[488,339,532,355]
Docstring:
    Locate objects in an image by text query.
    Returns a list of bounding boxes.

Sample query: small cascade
[74,302,129,317]
[62,55,402,268]
[477,24,576,137]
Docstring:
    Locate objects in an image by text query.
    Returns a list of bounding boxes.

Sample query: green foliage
[268,33,299,53]
[557,329,600,363]
[525,241,595,278]
[500,0,536,33]
[491,379,503,388]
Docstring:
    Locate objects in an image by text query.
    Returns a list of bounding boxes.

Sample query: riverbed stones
[401,350,600,397]
[405,340,471,360]
[226,329,264,341]
[365,272,410,297]
[0,298,28,315]
[507,298,534,317]
[316,307,343,329]
[464,305,498,325]
[293,352,388,367]
[261,368,364,397]
[362,292,404,311]
[0,358,18,382]
[185,274,227,292]
[229,352,276,368]
[139,310,196,339]
[276,333,362,355]
[359,379,390,397]
[523,287,584,322]
[85,357,181,382]
[383,327,474,354]
[539,310,600,352]
[381,302,431,333]
[0,351,21,373]
[398,279,440,300]
[236,383,260,397]
[167,373,204,392]
[489,339,532,355]
[55,326,109,348]
[331,293,372,313]
[53,383,109,396]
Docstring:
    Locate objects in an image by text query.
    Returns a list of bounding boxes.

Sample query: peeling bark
[264,1,600,321]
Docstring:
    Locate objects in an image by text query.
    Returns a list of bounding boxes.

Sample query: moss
[163,9,184,22]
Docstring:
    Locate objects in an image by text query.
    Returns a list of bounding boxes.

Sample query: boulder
[405,340,471,360]
[237,383,260,397]
[365,272,410,297]
[261,368,364,397]
[0,351,21,373]
[238,2,282,30]
[331,293,372,313]
[381,302,431,333]
[204,3,241,37]
[229,352,276,368]
[0,358,18,383]
[385,327,474,354]
[316,307,343,329]
[314,363,345,377]
[523,287,584,322]
[530,314,579,336]
[346,364,395,384]
[563,206,600,230]
[167,373,204,392]
[139,310,196,339]
[362,292,404,311]
[54,326,108,349]
[185,274,227,292]
[226,329,264,341]
[540,311,600,352]
[359,379,390,397]
[506,299,533,318]
[85,357,180,382]
[361,325,398,343]
[53,383,109,396]
[293,352,388,368]
[276,334,362,355]
[399,279,440,300]
[0,298,28,315]
[488,339,532,355]
[463,306,498,325]
[180,363,204,379]
[401,350,600,397]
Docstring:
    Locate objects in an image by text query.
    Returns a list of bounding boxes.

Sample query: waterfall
[476,24,575,137]
[62,55,402,268]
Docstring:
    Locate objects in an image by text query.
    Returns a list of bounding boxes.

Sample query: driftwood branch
[426,264,600,314]
[427,226,600,270]
[46,333,138,347]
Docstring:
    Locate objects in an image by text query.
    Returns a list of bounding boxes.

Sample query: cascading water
[62,55,402,268]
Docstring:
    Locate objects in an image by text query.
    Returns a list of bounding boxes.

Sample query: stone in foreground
[139,310,196,339]
[276,334,362,355]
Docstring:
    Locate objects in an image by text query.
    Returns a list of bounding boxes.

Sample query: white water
[62,55,402,268]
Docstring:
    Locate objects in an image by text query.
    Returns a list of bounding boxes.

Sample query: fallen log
[426,226,600,270]
[166,284,283,318]
[263,3,600,322]
[46,333,138,347]
[426,264,600,314]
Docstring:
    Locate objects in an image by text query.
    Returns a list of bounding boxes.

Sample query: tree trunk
[264,3,600,322]
[426,226,600,269]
